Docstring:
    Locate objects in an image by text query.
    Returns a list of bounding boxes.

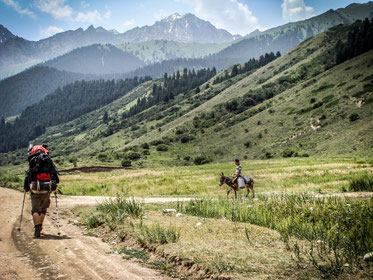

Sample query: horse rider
[232,159,242,187]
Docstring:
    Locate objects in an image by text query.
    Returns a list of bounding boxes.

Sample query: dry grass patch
[140,212,316,280]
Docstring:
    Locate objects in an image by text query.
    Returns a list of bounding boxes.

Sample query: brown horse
[219,173,254,199]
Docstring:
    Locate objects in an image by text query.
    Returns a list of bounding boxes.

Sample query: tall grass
[349,172,373,191]
[137,223,180,245]
[0,173,23,191]
[85,196,144,230]
[177,194,373,276]
[83,196,181,245]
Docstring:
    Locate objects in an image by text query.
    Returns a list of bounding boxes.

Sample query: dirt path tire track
[1,187,171,280]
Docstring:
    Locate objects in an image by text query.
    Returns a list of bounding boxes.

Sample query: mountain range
[44,44,145,75]
[2,18,372,165]
[0,13,235,79]
[2,2,373,80]
[1,2,373,118]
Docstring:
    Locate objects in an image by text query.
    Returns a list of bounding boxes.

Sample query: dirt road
[0,187,177,280]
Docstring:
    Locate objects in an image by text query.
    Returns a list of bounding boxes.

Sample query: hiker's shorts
[31,193,51,215]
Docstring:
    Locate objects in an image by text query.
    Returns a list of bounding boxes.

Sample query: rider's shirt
[235,164,242,176]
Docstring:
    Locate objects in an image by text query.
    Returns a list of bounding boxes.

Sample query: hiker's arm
[51,173,59,184]
[24,170,30,192]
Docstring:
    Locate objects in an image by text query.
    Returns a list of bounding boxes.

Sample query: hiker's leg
[40,213,45,225]
[39,194,50,229]
[32,212,41,225]
[31,193,42,226]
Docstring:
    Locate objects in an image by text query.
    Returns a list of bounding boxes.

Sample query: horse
[219,173,254,199]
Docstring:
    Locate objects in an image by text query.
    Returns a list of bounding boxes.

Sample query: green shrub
[349,113,359,122]
[150,140,164,146]
[281,149,298,158]
[312,84,334,93]
[264,152,273,159]
[194,155,211,165]
[121,159,132,167]
[180,135,195,143]
[183,156,191,161]
[128,152,141,160]
[349,173,373,191]
[156,144,169,151]
[141,143,150,149]
[97,153,109,162]
[86,213,103,229]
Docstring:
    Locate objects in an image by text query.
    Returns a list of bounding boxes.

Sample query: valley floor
[1,158,372,279]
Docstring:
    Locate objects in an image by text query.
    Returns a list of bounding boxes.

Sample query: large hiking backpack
[28,146,58,194]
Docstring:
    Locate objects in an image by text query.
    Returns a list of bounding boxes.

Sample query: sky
[0,0,370,41]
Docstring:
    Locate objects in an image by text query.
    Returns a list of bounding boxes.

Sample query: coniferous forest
[0,76,150,152]
[125,52,279,120]
[125,67,216,118]
[336,18,373,64]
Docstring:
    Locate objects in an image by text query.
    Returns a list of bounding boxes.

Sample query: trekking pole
[18,190,27,231]
[54,192,61,236]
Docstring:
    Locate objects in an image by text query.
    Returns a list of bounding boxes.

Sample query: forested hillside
[0,66,96,117]
[44,44,145,75]
[188,2,372,71]
[0,76,150,152]
[1,19,373,166]
[23,19,373,166]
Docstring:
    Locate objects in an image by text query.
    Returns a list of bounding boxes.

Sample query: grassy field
[64,156,373,279]
[56,157,373,197]
[2,157,371,196]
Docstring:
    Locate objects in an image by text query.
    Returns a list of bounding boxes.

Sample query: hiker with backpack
[24,144,59,237]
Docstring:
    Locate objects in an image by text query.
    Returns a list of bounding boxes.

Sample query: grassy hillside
[116,40,230,64]
[2,22,373,168]
[44,44,145,75]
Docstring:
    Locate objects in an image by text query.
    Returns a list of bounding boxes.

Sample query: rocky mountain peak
[0,24,16,44]
[162,13,183,22]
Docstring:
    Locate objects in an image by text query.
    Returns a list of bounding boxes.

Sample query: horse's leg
[246,184,250,197]
[234,189,237,199]
[251,180,255,198]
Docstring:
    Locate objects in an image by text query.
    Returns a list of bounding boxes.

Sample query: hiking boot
[34,224,42,237]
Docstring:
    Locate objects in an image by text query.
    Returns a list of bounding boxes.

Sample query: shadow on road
[40,233,71,240]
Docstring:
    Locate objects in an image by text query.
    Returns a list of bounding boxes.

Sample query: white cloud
[104,10,111,19]
[176,0,261,35]
[35,0,110,23]
[40,25,64,37]
[2,0,36,18]
[281,0,315,22]
[35,0,73,20]
[123,19,135,27]
[75,10,102,22]
[80,1,89,9]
